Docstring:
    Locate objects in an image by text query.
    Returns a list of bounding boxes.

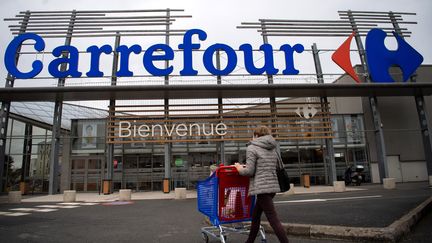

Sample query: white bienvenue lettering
[202,123,214,136]
[189,123,200,136]
[118,122,227,138]
[137,124,150,137]
[151,124,163,137]
[176,124,188,136]
[215,123,227,136]
[164,124,176,137]
[119,121,131,137]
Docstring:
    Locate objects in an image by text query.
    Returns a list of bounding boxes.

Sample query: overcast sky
[0,0,431,89]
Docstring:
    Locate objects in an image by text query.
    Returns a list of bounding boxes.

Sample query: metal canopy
[0,83,431,101]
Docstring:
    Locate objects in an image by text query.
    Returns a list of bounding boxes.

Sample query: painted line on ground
[9,208,37,211]
[33,208,58,212]
[274,195,382,204]
[36,205,64,208]
[57,202,81,205]
[4,212,31,216]
[36,205,81,209]
[10,207,59,212]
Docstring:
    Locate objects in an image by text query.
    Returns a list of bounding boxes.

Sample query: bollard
[119,189,132,201]
[383,178,396,189]
[175,187,187,199]
[8,191,22,204]
[333,181,346,192]
[429,176,432,187]
[63,190,77,202]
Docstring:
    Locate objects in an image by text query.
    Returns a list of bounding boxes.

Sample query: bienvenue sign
[118,121,228,138]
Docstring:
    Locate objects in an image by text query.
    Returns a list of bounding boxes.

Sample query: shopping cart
[197,166,266,243]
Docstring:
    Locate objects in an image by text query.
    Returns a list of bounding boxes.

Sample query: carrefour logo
[3,29,304,79]
[3,28,423,82]
[332,28,424,83]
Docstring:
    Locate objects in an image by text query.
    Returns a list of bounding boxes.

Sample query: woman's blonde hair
[253,126,271,138]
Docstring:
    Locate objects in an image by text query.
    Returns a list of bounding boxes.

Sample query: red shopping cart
[197,166,266,243]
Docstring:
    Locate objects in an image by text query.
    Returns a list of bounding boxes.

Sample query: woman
[234,126,289,243]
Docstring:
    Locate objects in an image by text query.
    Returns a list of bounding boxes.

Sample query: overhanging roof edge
[0,83,431,101]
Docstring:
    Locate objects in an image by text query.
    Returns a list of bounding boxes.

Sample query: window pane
[344,115,365,144]
[72,159,85,170]
[88,159,101,169]
[331,116,346,144]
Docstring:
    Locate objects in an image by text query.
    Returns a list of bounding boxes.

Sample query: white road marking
[4,212,31,216]
[36,205,64,208]
[325,195,382,201]
[275,195,382,204]
[58,202,81,205]
[78,203,98,206]
[59,206,80,209]
[10,207,59,213]
[1,202,94,217]
[276,199,326,203]
[32,209,58,212]
[36,205,80,209]
[10,208,38,212]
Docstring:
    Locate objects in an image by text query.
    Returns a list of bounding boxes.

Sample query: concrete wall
[370,156,429,183]
[328,97,363,115]
[335,65,432,183]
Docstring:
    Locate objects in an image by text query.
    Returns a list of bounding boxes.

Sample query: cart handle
[216,165,239,176]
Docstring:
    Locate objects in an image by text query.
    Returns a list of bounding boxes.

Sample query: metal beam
[106,33,121,194]
[48,10,76,195]
[312,43,337,185]
[0,11,30,193]
[0,83,430,101]
[346,10,389,182]
[389,12,432,181]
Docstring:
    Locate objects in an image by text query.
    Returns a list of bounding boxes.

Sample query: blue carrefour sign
[366,29,424,82]
[4,29,304,79]
[4,28,423,82]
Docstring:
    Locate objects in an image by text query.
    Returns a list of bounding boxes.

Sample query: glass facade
[2,117,53,193]
[2,102,370,193]
[68,114,370,192]
[1,102,107,193]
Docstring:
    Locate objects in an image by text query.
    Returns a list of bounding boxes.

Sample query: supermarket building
[0,9,431,194]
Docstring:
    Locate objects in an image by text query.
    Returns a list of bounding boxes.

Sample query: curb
[262,196,432,242]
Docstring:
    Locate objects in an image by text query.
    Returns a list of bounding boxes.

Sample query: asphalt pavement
[0,182,430,243]
[273,182,432,227]
[0,199,345,243]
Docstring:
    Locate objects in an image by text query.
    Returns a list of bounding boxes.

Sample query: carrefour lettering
[4,29,304,79]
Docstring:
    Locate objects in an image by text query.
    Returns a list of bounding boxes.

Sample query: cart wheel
[220,235,227,243]
[261,239,267,243]
[201,232,209,243]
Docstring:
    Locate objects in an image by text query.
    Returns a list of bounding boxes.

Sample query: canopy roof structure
[0,83,431,102]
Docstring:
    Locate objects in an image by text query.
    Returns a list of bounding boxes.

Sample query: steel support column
[347,10,389,182]
[389,12,432,180]
[312,43,337,184]
[216,50,226,165]
[164,9,172,186]
[49,10,76,195]
[0,11,30,192]
[260,21,278,134]
[106,33,121,193]
[20,123,32,184]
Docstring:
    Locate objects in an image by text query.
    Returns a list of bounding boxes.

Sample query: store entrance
[281,147,326,185]
[70,156,104,192]
[111,152,216,192]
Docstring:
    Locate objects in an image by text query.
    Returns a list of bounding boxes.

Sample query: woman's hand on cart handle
[234,162,245,172]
